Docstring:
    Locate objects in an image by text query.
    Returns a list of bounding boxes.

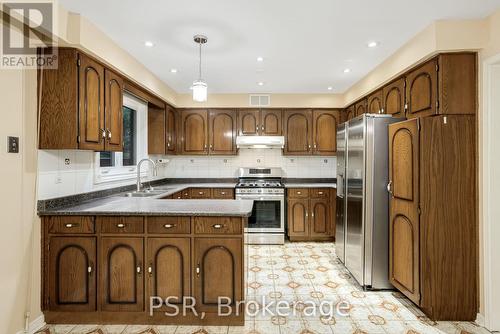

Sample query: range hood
[236,136,285,149]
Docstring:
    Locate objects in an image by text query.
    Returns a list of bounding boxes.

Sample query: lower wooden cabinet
[171,188,234,200]
[193,238,243,313]
[41,215,245,325]
[147,237,191,311]
[287,188,336,241]
[47,236,97,311]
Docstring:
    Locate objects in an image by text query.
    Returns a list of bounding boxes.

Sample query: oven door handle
[236,196,284,201]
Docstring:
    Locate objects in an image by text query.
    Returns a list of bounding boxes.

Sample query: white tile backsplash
[37,148,336,200]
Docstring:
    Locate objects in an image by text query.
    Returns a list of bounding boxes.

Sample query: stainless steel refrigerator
[335,123,347,264]
[336,114,401,289]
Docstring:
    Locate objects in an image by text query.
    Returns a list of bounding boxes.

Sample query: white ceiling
[60,0,500,94]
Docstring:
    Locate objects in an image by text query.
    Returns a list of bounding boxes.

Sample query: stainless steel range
[235,167,285,245]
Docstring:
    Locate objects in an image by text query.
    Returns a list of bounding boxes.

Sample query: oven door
[236,194,284,233]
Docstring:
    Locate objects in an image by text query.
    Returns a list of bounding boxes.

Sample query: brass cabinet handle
[256,126,259,132]
[148,264,153,276]
[116,223,126,228]
[221,192,226,195]
[65,223,80,228]
[297,191,302,195]
[261,126,264,131]
[318,191,324,195]
[101,128,106,139]
[212,224,223,229]
[196,263,200,278]
[198,191,204,195]
[164,224,176,229]
[87,262,93,275]
[136,263,142,275]
[106,129,111,139]
[167,142,170,147]
[305,212,308,217]
[387,181,393,196]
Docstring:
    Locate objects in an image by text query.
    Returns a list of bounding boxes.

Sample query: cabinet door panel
[209,109,237,155]
[383,77,406,117]
[238,109,259,136]
[147,238,190,311]
[287,199,309,237]
[367,90,383,114]
[310,198,330,237]
[194,238,242,313]
[101,237,144,311]
[354,99,367,117]
[312,110,338,155]
[388,119,420,305]
[104,69,123,151]
[283,110,311,155]
[261,109,282,135]
[181,110,208,154]
[346,105,355,121]
[78,54,105,150]
[48,237,96,311]
[406,59,437,118]
[166,106,177,154]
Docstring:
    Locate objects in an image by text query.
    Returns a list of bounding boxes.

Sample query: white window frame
[93,93,149,184]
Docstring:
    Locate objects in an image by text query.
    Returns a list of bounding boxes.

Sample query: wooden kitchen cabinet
[190,188,211,199]
[354,99,367,117]
[238,109,282,136]
[261,109,282,135]
[383,77,406,117]
[367,90,383,114]
[39,48,124,151]
[312,109,339,155]
[100,237,144,312]
[147,238,191,310]
[283,109,312,155]
[148,104,166,154]
[104,69,124,151]
[166,105,178,154]
[47,236,97,311]
[180,109,208,154]
[238,109,260,135]
[345,105,355,121]
[406,53,476,119]
[287,188,335,241]
[388,116,477,320]
[193,238,243,313]
[209,109,237,155]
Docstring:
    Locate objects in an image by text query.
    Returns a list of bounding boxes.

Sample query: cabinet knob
[221,192,226,195]
[167,142,170,147]
[204,144,207,149]
[297,191,302,195]
[261,126,264,131]
[136,265,142,274]
[305,212,308,217]
[148,265,153,276]
[117,223,126,228]
[212,224,223,229]
[198,191,203,195]
[314,143,317,149]
[87,266,92,274]
[318,191,323,195]
[308,144,311,150]
[196,263,200,278]
[164,224,176,229]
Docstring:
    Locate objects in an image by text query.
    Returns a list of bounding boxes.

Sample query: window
[94,93,148,184]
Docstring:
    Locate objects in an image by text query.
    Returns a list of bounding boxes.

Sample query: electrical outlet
[55,175,62,184]
[7,136,19,153]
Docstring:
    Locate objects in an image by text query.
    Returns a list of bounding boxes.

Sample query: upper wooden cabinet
[180,109,237,155]
[406,53,476,119]
[238,109,282,136]
[383,77,406,118]
[209,109,237,155]
[367,90,383,114]
[345,105,355,121]
[180,109,209,155]
[148,104,166,155]
[312,109,339,156]
[39,48,124,151]
[355,99,367,117]
[283,109,312,155]
[166,105,177,154]
[283,109,339,156]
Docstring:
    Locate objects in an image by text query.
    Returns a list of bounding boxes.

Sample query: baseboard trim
[15,314,46,334]
[475,313,485,327]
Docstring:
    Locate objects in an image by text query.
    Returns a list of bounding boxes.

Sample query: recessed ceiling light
[144,41,154,47]
[327,86,333,91]
[257,82,265,86]
[367,41,378,48]
[170,68,178,73]
[257,56,264,62]
[343,68,351,73]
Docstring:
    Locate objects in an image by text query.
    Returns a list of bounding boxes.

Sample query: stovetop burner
[236,181,284,188]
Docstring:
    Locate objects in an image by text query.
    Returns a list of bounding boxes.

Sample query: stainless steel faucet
[136,158,157,191]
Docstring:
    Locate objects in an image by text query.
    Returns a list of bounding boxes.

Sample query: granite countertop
[284,183,337,188]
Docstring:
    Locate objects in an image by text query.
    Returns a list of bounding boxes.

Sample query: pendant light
[192,35,208,102]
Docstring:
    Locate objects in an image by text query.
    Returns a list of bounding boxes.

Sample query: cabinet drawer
[194,217,242,234]
[98,216,144,233]
[190,188,211,199]
[147,216,191,234]
[288,188,309,198]
[212,188,234,199]
[311,188,329,199]
[47,216,95,234]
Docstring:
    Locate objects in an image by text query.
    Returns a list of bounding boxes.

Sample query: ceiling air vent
[249,94,270,107]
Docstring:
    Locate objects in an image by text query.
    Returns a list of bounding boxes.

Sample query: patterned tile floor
[37,242,491,334]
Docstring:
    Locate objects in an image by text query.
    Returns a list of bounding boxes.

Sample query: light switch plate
[7,136,19,153]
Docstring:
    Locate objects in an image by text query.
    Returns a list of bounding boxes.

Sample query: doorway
[481,53,500,332]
